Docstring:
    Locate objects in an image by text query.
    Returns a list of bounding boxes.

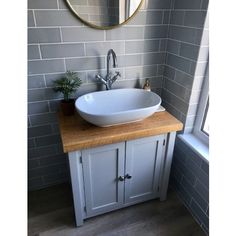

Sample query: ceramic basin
[75,88,162,127]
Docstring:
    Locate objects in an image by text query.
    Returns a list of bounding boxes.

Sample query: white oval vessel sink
[75,88,161,127]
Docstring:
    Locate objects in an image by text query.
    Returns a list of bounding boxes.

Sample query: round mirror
[65,0,144,30]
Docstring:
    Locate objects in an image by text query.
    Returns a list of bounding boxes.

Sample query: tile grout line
[28,74,163,93]
[28,63,167,77]
[38,44,42,59]
[28,23,207,30]
[162,86,191,107]
[161,99,186,119]
[165,74,199,92]
[174,188,208,233]
[32,10,37,27]
[56,0,59,10]
[43,74,47,88]
[167,51,208,63]
[28,38,178,45]
[28,51,167,62]
[28,24,168,29]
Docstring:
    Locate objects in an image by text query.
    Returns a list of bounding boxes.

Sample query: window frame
[193,66,209,146]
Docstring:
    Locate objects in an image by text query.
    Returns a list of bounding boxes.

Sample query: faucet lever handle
[96,74,104,81]
[96,74,107,85]
[115,71,121,77]
[96,74,102,80]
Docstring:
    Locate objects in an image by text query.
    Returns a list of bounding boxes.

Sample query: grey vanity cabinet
[81,142,125,218]
[125,135,164,205]
[81,135,164,218]
[68,132,176,226]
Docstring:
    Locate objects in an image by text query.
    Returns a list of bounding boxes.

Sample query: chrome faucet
[96,49,121,90]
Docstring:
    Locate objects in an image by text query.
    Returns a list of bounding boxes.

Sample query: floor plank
[28,183,206,236]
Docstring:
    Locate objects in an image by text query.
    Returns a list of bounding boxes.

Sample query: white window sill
[178,133,209,162]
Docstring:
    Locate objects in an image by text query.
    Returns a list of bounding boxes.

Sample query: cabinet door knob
[125,174,132,179]
[118,176,125,181]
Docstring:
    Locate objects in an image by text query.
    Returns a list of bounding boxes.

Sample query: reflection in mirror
[66,0,143,29]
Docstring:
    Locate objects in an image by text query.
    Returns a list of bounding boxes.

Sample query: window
[202,99,209,135]
[193,65,209,145]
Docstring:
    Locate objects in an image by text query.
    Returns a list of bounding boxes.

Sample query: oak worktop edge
[58,111,183,153]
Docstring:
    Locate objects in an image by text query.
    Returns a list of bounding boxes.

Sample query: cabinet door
[82,142,125,218]
[125,135,164,205]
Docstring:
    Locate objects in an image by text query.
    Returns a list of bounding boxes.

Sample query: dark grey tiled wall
[170,137,209,234]
[163,0,209,133]
[165,1,209,234]
[28,0,171,190]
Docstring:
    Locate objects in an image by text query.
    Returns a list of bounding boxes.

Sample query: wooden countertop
[58,111,183,153]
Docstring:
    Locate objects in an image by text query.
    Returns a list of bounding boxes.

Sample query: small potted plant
[53,70,82,116]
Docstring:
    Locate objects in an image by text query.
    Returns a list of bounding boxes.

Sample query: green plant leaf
[52,70,82,101]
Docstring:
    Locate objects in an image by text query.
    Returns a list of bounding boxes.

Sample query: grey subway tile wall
[28,59,65,75]
[28,102,49,115]
[28,10,35,27]
[170,137,209,233]
[163,0,209,233]
[170,11,185,25]
[34,10,83,26]
[65,57,105,71]
[28,28,62,44]
[125,40,159,54]
[184,11,207,28]
[28,45,41,60]
[28,0,58,9]
[106,27,144,40]
[40,43,85,59]
[86,42,125,56]
[163,0,209,132]
[28,0,170,191]
[28,75,46,89]
[145,0,172,9]
[28,125,53,138]
[61,27,104,42]
[128,11,163,25]
[174,0,202,10]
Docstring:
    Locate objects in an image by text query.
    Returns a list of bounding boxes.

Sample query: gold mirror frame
[65,0,144,30]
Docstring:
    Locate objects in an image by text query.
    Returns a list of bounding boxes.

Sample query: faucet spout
[96,49,120,90]
[107,49,118,75]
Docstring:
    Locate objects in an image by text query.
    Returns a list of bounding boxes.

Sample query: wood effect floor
[28,183,206,236]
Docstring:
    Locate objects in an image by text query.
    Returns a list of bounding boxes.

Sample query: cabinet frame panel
[81,142,125,218]
[124,135,164,205]
[68,151,86,226]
